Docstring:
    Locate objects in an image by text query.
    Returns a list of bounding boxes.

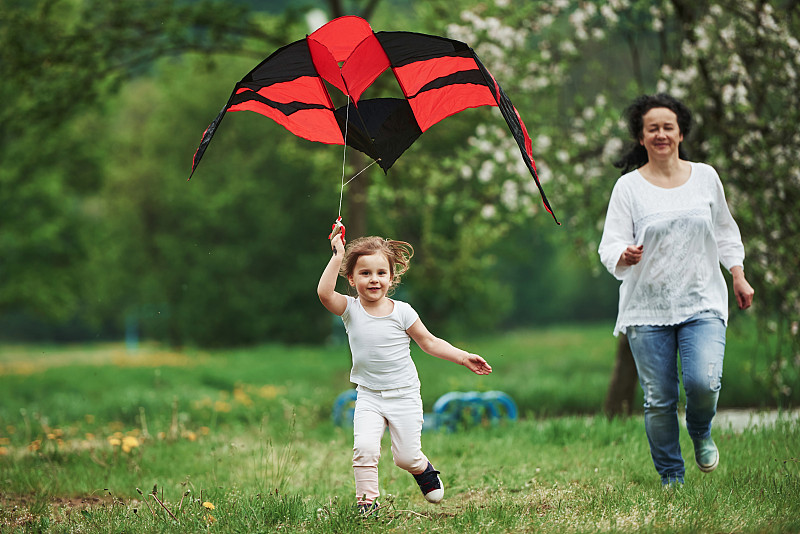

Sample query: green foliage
[83,55,342,345]
[0,0,255,331]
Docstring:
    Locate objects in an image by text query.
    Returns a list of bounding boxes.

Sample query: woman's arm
[598,182,638,279]
[406,319,492,375]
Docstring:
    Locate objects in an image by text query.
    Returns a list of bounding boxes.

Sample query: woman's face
[639,107,683,160]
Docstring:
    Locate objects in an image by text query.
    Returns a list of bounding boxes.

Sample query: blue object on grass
[332,389,358,427]
[430,390,518,431]
[332,389,517,431]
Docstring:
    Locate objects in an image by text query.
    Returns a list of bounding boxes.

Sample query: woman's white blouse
[598,162,745,336]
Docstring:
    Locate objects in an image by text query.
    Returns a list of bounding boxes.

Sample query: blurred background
[1,0,797,404]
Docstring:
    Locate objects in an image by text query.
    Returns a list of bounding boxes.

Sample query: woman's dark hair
[613,93,692,174]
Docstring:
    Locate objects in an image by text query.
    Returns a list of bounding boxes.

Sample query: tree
[0,0,260,326]
[419,0,799,406]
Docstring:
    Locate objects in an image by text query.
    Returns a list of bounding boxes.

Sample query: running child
[317,222,492,512]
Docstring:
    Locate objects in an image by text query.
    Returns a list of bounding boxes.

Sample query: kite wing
[190,15,558,224]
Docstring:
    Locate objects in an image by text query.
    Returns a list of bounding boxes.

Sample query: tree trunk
[345,150,369,238]
[603,333,639,418]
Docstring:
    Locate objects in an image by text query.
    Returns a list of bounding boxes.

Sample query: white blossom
[501,180,519,209]
[535,134,552,152]
[600,4,619,24]
[536,161,552,184]
[478,159,495,182]
[603,138,624,160]
[572,132,588,146]
[553,0,570,11]
[559,40,578,55]
[652,17,663,32]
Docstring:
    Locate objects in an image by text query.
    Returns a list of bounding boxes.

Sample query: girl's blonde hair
[340,236,414,293]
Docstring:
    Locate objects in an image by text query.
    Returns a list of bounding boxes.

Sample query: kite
[190,15,559,224]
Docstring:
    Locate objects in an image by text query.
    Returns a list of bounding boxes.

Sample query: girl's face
[639,107,683,160]
[348,252,392,303]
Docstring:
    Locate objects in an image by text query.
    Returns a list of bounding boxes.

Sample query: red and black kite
[190,15,558,224]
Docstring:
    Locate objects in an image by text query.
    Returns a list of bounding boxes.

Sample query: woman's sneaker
[693,436,719,473]
[413,462,444,503]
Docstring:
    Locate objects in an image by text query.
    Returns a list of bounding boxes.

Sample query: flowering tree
[422,0,798,404]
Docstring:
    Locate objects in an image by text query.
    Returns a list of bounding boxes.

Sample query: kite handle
[329,217,346,255]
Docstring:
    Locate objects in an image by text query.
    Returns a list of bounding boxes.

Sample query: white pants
[352,385,429,504]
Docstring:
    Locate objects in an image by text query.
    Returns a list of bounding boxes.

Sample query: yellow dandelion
[0,447,8,456]
[28,440,41,451]
[233,387,253,407]
[46,433,56,441]
[6,425,16,435]
[214,401,231,413]
[121,436,140,453]
[200,426,210,436]
[202,502,215,510]
[0,437,10,445]
[206,514,216,524]
[259,384,281,399]
[182,431,197,442]
[108,437,122,447]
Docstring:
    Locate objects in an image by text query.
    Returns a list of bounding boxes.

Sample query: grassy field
[1,321,798,532]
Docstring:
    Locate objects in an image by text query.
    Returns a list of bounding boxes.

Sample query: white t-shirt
[598,162,745,336]
[342,295,421,390]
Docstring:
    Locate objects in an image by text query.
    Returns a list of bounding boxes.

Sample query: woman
[598,94,754,486]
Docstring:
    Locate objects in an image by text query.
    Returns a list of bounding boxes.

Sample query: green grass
[1,322,798,532]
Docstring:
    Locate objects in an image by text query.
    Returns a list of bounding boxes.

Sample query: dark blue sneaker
[358,502,378,517]
[413,462,444,503]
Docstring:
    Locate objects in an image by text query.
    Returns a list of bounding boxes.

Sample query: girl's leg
[627,324,684,484]
[384,389,444,502]
[677,311,726,440]
[384,390,428,475]
[352,390,387,505]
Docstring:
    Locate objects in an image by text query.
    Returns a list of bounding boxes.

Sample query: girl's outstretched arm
[317,228,348,316]
[407,319,492,375]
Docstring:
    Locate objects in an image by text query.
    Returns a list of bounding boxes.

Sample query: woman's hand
[731,267,754,310]
[619,244,643,266]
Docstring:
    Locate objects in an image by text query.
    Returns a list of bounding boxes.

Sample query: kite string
[336,95,378,219]
[343,159,378,187]
[337,96,351,219]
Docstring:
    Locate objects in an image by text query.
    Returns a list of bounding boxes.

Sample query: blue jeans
[627,311,726,484]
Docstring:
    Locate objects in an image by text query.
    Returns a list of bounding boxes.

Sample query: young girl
[317,223,492,511]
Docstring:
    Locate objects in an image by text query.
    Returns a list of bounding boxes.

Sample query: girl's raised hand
[463,354,492,375]
[329,219,346,255]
